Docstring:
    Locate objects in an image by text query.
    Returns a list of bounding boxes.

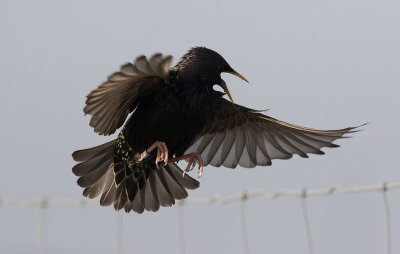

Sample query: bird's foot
[144,141,169,168]
[170,153,204,178]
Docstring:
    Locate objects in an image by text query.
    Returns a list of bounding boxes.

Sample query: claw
[172,153,204,178]
[145,141,169,169]
[155,157,160,169]
[198,164,203,178]
[196,154,204,178]
[183,159,193,177]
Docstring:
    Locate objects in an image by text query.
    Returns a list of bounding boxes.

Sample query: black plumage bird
[72,47,360,213]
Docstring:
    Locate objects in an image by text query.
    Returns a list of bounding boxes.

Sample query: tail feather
[153,169,175,207]
[114,183,129,210]
[77,157,113,188]
[72,152,109,176]
[113,184,124,210]
[132,189,145,214]
[125,176,138,201]
[72,140,200,213]
[83,169,114,199]
[158,164,188,200]
[143,174,160,212]
[100,180,117,206]
[124,201,134,213]
[147,173,160,211]
[72,140,116,162]
[168,163,200,190]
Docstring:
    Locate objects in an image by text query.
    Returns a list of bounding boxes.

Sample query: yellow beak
[220,71,248,103]
[220,79,234,103]
[227,71,249,83]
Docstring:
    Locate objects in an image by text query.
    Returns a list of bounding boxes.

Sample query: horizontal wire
[1,182,399,208]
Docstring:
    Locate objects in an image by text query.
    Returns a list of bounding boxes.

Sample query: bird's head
[176,47,248,102]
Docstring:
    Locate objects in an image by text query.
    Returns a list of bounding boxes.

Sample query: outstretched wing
[185,99,361,168]
[84,54,173,135]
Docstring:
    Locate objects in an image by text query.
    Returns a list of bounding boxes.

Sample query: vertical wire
[382,183,391,254]
[38,200,48,254]
[115,212,123,254]
[299,190,313,254]
[239,194,249,254]
[177,201,185,254]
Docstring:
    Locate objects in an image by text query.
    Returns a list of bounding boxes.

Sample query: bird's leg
[169,153,204,178]
[141,141,169,168]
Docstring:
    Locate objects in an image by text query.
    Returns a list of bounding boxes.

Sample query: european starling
[72,47,360,213]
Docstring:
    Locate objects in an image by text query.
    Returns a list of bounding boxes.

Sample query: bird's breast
[124,89,218,156]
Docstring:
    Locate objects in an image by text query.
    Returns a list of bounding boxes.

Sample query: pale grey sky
[1,0,400,253]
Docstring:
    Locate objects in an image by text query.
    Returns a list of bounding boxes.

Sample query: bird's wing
[84,54,173,135]
[185,99,360,168]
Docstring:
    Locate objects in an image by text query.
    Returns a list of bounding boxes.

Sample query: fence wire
[1,182,399,254]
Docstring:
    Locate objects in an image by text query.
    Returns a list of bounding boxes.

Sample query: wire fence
[1,181,399,254]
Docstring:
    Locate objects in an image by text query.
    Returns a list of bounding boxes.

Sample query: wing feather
[245,126,258,166]
[84,54,173,135]
[207,132,225,164]
[234,125,246,166]
[220,129,236,166]
[186,99,361,168]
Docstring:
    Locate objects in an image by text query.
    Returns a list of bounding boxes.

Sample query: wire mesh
[1,181,399,254]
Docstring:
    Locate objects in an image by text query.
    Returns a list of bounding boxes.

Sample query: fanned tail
[72,141,199,213]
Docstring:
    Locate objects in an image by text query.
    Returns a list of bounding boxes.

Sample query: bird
[72,47,360,214]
